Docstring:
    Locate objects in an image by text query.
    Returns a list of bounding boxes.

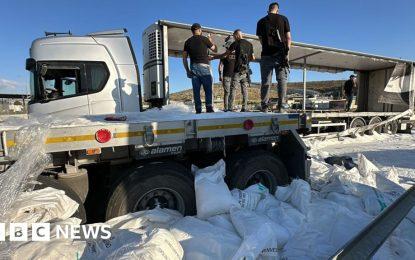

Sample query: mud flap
[278,130,310,182]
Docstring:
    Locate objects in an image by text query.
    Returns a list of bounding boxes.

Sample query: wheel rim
[368,117,382,134]
[350,118,366,137]
[245,170,273,189]
[135,188,186,214]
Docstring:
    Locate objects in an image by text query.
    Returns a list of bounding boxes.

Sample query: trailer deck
[1,110,309,161]
[310,111,400,119]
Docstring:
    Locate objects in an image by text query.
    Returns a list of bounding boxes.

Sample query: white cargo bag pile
[5,149,415,260]
[7,191,184,260]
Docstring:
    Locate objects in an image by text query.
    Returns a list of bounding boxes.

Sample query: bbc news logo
[0,223,112,241]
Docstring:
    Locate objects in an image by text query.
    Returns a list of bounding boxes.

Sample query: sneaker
[196,108,202,114]
[240,108,249,112]
[206,106,215,113]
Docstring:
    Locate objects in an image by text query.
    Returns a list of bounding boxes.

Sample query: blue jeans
[260,55,289,110]
[191,63,213,111]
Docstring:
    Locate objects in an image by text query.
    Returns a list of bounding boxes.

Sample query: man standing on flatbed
[257,2,292,112]
[218,36,235,111]
[229,30,255,112]
[344,74,357,111]
[183,23,217,114]
[212,30,254,112]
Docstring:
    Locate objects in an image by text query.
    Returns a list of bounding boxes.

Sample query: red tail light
[95,129,112,143]
[243,119,254,130]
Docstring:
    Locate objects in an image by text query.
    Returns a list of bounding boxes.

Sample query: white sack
[326,192,364,212]
[106,228,183,260]
[230,207,290,259]
[231,183,270,211]
[193,160,239,219]
[11,238,87,260]
[244,183,269,196]
[357,153,379,177]
[10,218,87,260]
[231,189,262,211]
[207,214,237,233]
[361,187,390,215]
[309,158,333,190]
[170,216,241,260]
[8,187,79,224]
[105,207,182,230]
[257,195,305,238]
[282,198,372,259]
[275,179,311,214]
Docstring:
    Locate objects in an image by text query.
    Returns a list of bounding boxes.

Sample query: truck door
[29,61,111,116]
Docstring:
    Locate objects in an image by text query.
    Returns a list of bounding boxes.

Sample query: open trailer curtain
[378,63,415,110]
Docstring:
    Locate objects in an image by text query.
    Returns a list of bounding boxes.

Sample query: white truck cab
[26,29,142,115]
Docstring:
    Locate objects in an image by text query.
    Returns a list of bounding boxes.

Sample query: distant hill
[170,80,345,108]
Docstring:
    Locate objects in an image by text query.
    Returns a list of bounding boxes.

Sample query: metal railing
[331,185,415,259]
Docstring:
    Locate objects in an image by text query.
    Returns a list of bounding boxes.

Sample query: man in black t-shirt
[256,2,292,112]
[229,30,254,112]
[213,30,254,112]
[183,23,217,114]
[344,75,357,111]
[218,36,235,111]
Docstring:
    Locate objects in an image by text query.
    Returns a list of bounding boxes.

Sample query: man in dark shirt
[256,2,292,112]
[182,23,217,114]
[229,30,254,112]
[218,35,235,111]
[344,75,357,111]
[213,30,255,112]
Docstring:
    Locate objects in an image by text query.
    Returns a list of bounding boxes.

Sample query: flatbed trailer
[1,109,310,221]
[308,111,408,134]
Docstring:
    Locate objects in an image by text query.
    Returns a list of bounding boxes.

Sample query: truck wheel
[366,116,382,135]
[57,169,89,203]
[383,120,398,134]
[35,175,87,223]
[227,150,289,194]
[349,117,366,138]
[106,162,195,220]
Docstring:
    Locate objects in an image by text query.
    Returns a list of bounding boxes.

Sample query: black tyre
[227,150,289,194]
[35,175,87,223]
[402,123,413,134]
[383,120,398,134]
[105,161,195,220]
[366,116,383,135]
[349,117,366,138]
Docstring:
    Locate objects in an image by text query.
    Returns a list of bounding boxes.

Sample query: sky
[1,0,414,94]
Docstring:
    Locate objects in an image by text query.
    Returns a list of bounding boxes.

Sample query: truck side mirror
[25,58,36,71]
